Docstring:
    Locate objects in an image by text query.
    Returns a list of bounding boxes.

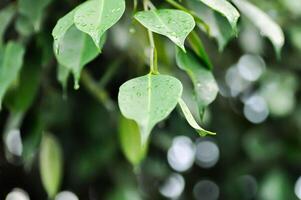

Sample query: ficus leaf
[118,74,183,144]
[19,0,52,31]
[134,9,195,51]
[39,133,63,199]
[0,4,16,47]
[74,0,125,49]
[178,98,215,136]
[52,9,76,54]
[198,0,240,32]
[0,42,25,109]
[187,0,235,51]
[54,25,104,89]
[232,0,284,57]
[119,115,147,166]
[187,31,212,69]
[176,49,218,116]
[5,59,40,113]
[57,64,70,93]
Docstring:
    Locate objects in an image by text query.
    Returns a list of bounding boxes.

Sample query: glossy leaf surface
[118,74,183,144]
[135,9,195,51]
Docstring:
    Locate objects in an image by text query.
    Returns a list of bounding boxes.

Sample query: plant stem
[163,0,210,35]
[81,69,115,111]
[143,0,159,74]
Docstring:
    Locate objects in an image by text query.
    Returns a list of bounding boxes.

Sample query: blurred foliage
[0,0,300,199]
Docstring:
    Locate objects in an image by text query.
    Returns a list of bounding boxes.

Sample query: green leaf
[57,64,70,92]
[232,0,284,56]
[134,9,195,51]
[187,31,212,69]
[0,42,25,109]
[39,133,63,199]
[0,4,16,47]
[119,116,147,166]
[198,0,240,32]
[187,0,235,51]
[178,98,215,136]
[118,74,183,144]
[15,15,34,37]
[19,0,52,31]
[52,9,76,54]
[5,59,40,113]
[176,49,218,116]
[54,25,104,89]
[74,0,125,49]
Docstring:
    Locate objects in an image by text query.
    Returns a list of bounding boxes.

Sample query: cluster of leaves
[0,0,289,199]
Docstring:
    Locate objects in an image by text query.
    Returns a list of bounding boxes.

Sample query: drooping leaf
[176,49,218,116]
[118,74,183,144]
[57,64,70,92]
[0,42,25,108]
[0,4,16,47]
[198,0,240,31]
[54,25,104,89]
[39,133,63,199]
[119,115,147,166]
[187,0,235,51]
[232,0,284,56]
[187,31,212,69]
[178,98,215,136]
[74,0,125,48]
[5,59,40,112]
[19,0,52,31]
[134,9,195,51]
[52,9,76,54]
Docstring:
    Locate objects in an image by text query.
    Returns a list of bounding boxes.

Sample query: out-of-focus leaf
[187,0,235,51]
[119,116,147,166]
[134,9,195,51]
[259,70,298,117]
[176,49,218,116]
[5,60,40,112]
[198,0,240,31]
[232,0,284,57]
[0,4,16,47]
[19,0,52,31]
[22,117,44,170]
[39,133,63,199]
[259,170,294,200]
[178,98,215,136]
[187,31,212,69]
[0,41,25,108]
[15,15,34,37]
[54,25,103,89]
[74,0,125,49]
[118,74,182,144]
[107,185,141,200]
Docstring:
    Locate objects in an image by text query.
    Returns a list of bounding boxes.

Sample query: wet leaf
[178,98,215,136]
[198,0,240,31]
[118,74,182,144]
[74,0,125,48]
[176,49,218,116]
[135,9,195,51]
[54,25,104,89]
